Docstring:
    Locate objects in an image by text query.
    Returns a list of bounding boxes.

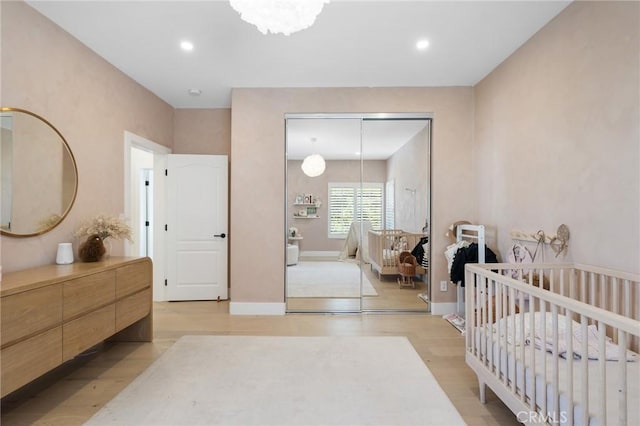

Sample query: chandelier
[301,138,326,177]
[229,0,330,36]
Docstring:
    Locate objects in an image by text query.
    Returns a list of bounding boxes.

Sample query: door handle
[214,233,226,239]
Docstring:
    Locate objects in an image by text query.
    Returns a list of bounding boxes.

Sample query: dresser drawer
[116,260,151,298]
[62,304,115,361]
[1,285,62,347]
[63,270,116,320]
[116,288,152,332]
[1,327,62,397]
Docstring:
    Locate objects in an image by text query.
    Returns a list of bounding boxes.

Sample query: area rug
[86,336,466,426]
[287,261,377,297]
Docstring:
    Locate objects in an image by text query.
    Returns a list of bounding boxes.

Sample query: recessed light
[355,152,361,156]
[180,41,194,51]
[416,39,430,51]
[188,88,202,96]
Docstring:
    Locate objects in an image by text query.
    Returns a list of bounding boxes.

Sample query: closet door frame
[284,113,433,313]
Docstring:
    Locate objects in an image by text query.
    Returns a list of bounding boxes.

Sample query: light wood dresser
[0,256,152,397]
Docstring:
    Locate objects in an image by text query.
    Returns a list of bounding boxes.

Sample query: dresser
[0,256,152,397]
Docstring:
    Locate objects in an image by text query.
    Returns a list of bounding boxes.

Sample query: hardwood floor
[1,301,518,425]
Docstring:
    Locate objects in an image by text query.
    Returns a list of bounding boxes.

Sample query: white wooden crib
[367,229,426,277]
[464,263,640,425]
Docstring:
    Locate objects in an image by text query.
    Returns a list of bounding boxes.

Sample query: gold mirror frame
[0,107,78,238]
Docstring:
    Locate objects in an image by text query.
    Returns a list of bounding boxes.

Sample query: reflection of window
[385,180,394,229]
[328,182,383,238]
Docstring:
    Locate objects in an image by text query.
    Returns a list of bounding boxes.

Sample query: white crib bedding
[475,330,640,426]
[382,248,400,261]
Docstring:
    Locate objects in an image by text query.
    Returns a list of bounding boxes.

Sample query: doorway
[285,114,432,313]
[124,131,170,301]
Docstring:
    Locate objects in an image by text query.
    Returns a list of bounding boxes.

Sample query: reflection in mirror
[0,108,78,237]
[285,115,431,313]
[361,118,431,311]
[286,118,363,313]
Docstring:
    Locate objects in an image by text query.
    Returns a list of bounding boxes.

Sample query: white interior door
[167,154,228,301]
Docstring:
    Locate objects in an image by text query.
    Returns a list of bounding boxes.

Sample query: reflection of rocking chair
[397,251,417,288]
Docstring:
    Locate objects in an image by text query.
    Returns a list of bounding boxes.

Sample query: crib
[464,263,640,425]
[367,229,426,277]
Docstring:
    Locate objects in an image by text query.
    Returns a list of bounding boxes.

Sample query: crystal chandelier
[229,0,330,36]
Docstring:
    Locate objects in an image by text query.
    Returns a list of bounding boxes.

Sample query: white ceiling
[27,0,571,109]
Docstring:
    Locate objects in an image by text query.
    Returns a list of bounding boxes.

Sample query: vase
[103,238,112,259]
[56,242,74,264]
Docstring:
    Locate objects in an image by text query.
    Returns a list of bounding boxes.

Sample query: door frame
[284,113,433,313]
[124,131,171,301]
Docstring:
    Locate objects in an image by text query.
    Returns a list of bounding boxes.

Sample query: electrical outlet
[440,281,448,291]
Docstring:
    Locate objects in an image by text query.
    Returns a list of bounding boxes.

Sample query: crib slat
[580,315,589,426]
[565,310,574,426]
[624,279,631,318]
[618,330,627,426]
[487,276,500,372]
[598,274,608,309]
[503,286,509,388]
[551,305,559,422]
[519,289,525,402]
[598,320,606,424]
[613,277,620,316]
[589,272,596,309]
[511,286,518,394]
[529,296,536,411]
[540,298,547,416]
[466,273,473,355]
[509,287,516,393]
[476,277,483,363]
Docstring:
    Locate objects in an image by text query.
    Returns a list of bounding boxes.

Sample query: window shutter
[385,181,395,229]
[328,183,383,238]
[328,186,355,236]
[356,187,383,230]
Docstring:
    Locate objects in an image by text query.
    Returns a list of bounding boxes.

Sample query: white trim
[285,113,434,120]
[124,131,171,254]
[124,131,171,302]
[430,302,458,316]
[229,302,286,315]
[299,250,340,258]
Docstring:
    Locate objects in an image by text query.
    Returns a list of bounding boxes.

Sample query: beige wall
[173,109,231,155]
[473,0,639,273]
[1,1,174,272]
[231,87,474,304]
[287,159,387,252]
[387,125,430,233]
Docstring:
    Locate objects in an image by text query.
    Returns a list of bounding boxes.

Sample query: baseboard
[430,302,458,316]
[229,302,286,315]
[299,250,340,258]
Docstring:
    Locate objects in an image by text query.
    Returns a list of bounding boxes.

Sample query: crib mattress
[474,331,640,426]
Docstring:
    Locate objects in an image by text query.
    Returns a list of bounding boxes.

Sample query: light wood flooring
[1,302,518,426]
[286,260,431,312]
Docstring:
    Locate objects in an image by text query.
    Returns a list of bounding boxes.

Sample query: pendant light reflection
[301,137,326,177]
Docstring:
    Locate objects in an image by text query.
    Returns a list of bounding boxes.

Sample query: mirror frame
[0,107,78,238]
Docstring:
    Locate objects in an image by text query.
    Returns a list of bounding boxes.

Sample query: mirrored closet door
[285,114,431,313]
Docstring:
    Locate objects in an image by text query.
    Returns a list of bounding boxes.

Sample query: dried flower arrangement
[75,214,133,242]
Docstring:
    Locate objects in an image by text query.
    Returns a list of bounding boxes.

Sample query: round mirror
[1,107,78,237]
